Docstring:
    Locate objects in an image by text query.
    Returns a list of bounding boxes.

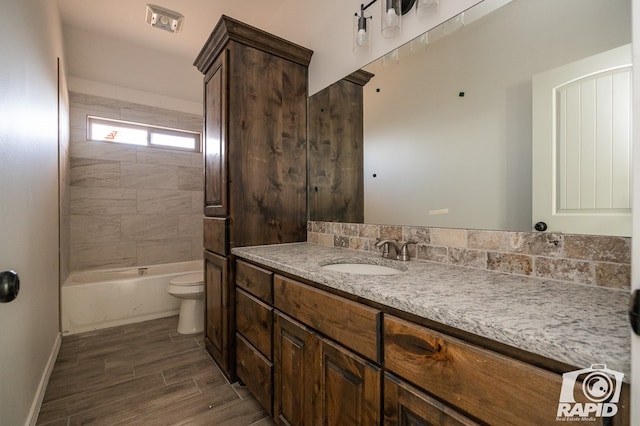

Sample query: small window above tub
[87,116,201,152]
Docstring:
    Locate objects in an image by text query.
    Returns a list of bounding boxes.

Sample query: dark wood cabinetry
[194,16,312,379]
[203,251,228,371]
[235,261,275,415]
[236,288,272,357]
[203,54,227,217]
[319,337,381,425]
[273,275,380,362]
[384,315,565,425]
[308,70,373,223]
[236,334,273,415]
[384,373,479,426]
[233,258,631,426]
[272,306,381,426]
[273,275,381,425]
[236,269,382,425]
[273,313,319,425]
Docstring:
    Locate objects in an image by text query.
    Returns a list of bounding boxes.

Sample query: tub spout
[138,267,148,276]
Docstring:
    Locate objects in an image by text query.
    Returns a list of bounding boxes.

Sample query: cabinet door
[319,338,381,426]
[204,250,231,376]
[308,77,366,223]
[384,373,479,426]
[203,52,227,217]
[273,313,319,426]
[227,44,308,247]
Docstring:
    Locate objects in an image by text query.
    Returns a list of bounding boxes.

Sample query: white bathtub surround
[67,92,204,271]
[62,260,202,335]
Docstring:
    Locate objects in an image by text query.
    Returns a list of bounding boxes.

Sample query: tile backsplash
[308,221,631,289]
[67,93,204,271]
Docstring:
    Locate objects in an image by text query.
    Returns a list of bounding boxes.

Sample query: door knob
[630,290,640,336]
[0,270,20,303]
[534,222,548,232]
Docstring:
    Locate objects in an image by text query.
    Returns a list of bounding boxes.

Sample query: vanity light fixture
[381,0,402,38]
[354,3,372,52]
[353,0,418,51]
[416,0,440,16]
[145,4,183,34]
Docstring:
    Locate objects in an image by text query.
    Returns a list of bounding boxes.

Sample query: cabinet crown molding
[194,15,313,74]
[344,70,375,87]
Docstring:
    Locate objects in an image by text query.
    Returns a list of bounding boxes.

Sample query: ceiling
[55,0,289,60]
[53,0,490,96]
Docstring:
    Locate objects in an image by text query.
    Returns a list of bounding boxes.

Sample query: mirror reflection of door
[532,44,632,237]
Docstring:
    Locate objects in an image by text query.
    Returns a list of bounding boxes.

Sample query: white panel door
[630,1,640,422]
[532,44,632,236]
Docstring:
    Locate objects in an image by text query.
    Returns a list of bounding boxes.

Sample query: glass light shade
[381,0,401,38]
[382,49,400,66]
[416,0,439,16]
[353,13,371,52]
[443,12,465,35]
[409,32,428,53]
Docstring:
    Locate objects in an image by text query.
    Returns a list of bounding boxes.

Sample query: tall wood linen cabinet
[194,16,312,380]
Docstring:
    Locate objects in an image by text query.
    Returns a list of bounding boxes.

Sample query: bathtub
[61,260,202,335]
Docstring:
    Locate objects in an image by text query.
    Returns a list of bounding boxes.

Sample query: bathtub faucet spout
[138,267,148,276]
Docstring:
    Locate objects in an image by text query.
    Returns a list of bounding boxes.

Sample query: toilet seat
[169,272,204,286]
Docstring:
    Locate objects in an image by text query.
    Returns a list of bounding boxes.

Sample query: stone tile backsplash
[68,93,204,271]
[308,221,631,289]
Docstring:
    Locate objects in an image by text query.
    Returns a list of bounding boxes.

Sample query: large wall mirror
[314,0,631,236]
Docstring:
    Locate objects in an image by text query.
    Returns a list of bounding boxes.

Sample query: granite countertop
[232,242,631,379]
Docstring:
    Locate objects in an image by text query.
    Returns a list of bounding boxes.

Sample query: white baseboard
[25,332,61,426]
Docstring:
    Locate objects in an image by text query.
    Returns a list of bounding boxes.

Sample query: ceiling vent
[145,4,183,34]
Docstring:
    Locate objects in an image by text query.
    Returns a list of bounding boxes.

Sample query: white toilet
[167,272,204,334]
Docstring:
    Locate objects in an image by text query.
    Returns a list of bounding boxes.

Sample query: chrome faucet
[375,239,418,261]
[375,239,400,260]
[398,241,418,261]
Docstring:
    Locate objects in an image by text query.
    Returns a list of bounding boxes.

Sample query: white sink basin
[319,259,406,275]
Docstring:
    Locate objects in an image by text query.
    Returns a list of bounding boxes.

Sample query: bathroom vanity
[231,242,630,425]
[194,16,312,379]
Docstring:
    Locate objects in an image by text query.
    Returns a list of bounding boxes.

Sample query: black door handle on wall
[0,270,20,303]
[630,289,640,336]
[534,222,548,232]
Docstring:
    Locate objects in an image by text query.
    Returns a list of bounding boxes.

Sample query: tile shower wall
[60,92,71,283]
[308,221,631,289]
[69,93,203,271]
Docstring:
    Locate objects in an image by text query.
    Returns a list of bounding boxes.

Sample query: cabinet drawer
[236,288,272,359]
[274,275,380,363]
[384,373,480,425]
[236,260,273,303]
[204,217,227,255]
[236,334,273,416]
[384,315,564,426]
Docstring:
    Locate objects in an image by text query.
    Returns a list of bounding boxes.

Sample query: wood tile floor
[36,316,273,426]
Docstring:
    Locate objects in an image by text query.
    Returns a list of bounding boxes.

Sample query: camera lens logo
[582,371,614,403]
[556,364,624,421]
